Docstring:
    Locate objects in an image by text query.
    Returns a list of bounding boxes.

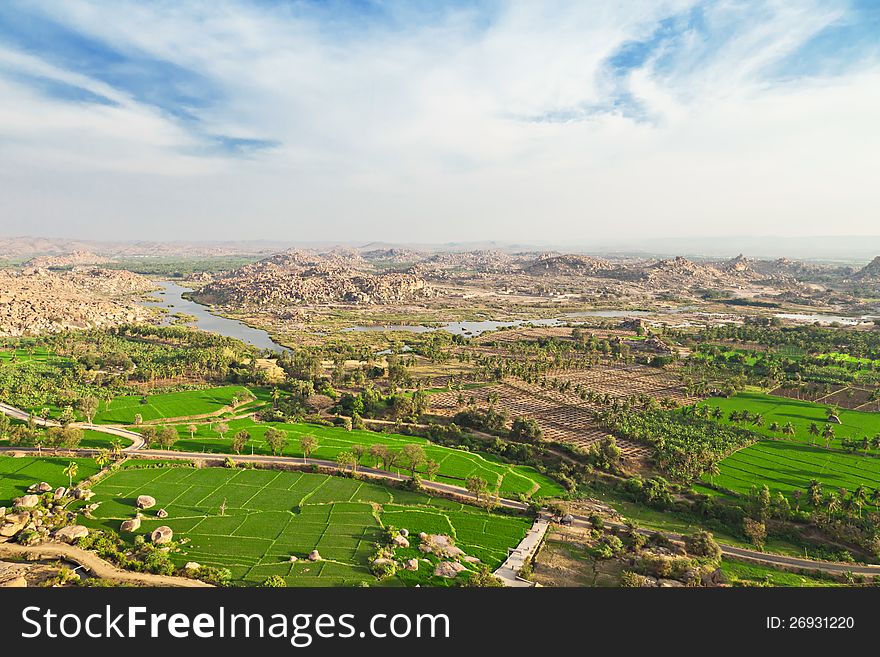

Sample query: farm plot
[699,392,880,450]
[82,464,531,586]
[770,384,880,413]
[430,378,651,459]
[0,455,101,505]
[167,419,564,499]
[705,440,880,501]
[546,363,693,406]
[93,385,256,424]
[0,347,64,364]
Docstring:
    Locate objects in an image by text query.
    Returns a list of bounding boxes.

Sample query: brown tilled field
[770,384,880,412]
[428,361,693,461]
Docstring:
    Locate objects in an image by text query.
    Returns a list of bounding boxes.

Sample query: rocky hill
[195,251,435,306]
[718,254,753,274]
[523,254,615,276]
[0,267,155,335]
[854,256,880,281]
[23,250,112,268]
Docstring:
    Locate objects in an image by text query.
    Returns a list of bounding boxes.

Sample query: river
[142,281,289,352]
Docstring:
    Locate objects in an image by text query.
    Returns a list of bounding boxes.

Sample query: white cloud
[0,0,877,242]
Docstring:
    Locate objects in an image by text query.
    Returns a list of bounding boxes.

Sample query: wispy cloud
[0,0,877,241]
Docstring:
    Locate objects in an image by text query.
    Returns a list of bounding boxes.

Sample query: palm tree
[808,423,820,445]
[110,439,123,460]
[95,449,111,469]
[822,424,835,448]
[807,479,823,507]
[705,461,720,485]
[63,461,79,489]
[825,493,840,516]
[782,422,796,440]
[854,486,868,517]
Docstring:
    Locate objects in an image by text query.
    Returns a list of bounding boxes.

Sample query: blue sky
[0,0,878,242]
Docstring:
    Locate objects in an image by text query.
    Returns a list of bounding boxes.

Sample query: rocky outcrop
[24,251,112,269]
[120,517,141,533]
[14,495,39,509]
[433,561,467,578]
[418,534,465,559]
[54,525,89,543]
[854,256,880,282]
[136,495,156,509]
[524,254,615,277]
[1,513,29,539]
[0,267,154,336]
[195,250,435,307]
[150,526,173,545]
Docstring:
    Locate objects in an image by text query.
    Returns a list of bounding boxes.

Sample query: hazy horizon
[5,233,880,264]
[1,1,879,243]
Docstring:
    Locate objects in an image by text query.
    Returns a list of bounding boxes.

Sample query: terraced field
[705,441,880,499]
[0,455,101,504]
[168,418,565,499]
[80,464,532,586]
[699,392,880,500]
[699,392,880,450]
[94,385,256,424]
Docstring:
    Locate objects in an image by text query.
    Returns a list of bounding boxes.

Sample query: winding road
[0,402,145,450]
[0,542,211,587]
[3,400,879,580]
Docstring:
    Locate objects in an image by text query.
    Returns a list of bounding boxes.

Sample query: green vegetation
[0,327,258,417]
[703,440,880,501]
[699,392,880,450]
[80,464,531,586]
[598,407,759,480]
[0,455,101,504]
[95,385,255,423]
[720,559,842,587]
[168,418,564,499]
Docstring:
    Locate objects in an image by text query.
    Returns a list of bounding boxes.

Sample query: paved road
[494,517,550,587]
[0,402,145,450]
[0,542,211,587]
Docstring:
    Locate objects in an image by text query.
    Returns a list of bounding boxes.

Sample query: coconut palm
[63,461,78,488]
[95,449,111,469]
[822,424,835,448]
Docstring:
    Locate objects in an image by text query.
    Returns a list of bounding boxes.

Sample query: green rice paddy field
[700,392,880,499]
[167,418,565,499]
[79,463,531,586]
[0,455,101,504]
[93,385,257,423]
